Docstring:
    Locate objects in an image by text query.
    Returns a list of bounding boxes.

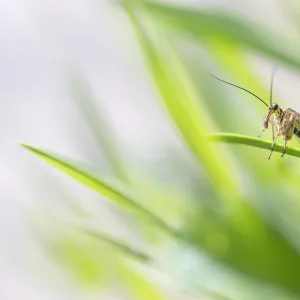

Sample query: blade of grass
[77,227,151,262]
[142,1,300,72]
[123,1,241,203]
[53,236,106,286]
[67,71,129,183]
[208,132,300,158]
[21,144,178,237]
[119,262,167,300]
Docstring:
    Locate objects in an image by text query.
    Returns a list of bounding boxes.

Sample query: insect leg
[259,114,275,139]
[272,115,275,142]
[258,127,265,139]
[268,133,279,160]
[281,140,288,157]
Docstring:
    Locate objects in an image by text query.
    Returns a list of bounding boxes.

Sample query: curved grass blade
[20,144,178,236]
[123,2,240,201]
[119,262,167,300]
[208,132,300,158]
[142,1,300,72]
[78,227,151,262]
[67,71,129,183]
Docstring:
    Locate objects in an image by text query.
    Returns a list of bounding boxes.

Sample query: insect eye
[272,104,278,110]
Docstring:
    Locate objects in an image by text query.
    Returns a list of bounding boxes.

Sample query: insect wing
[290,108,300,143]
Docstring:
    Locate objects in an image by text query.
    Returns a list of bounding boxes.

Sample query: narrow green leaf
[67,71,129,183]
[143,1,300,72]
[53,235,105,286]
[79,227,151,262]
[208,132,300,158]
[21,144,177,236]
[123,2,241,201]
[119,262,168,300]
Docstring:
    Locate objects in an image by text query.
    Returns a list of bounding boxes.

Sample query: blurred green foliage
[22,0,300,299]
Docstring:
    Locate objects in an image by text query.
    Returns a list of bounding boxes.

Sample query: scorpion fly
[212,69,300,160]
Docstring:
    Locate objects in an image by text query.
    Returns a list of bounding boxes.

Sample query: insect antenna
[270,66,277,105]
[212,74,269,107]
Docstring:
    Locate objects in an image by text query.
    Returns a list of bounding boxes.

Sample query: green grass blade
[51,235,106,286]
[123,2,240,200]
[119,262,167,300]
[20,144,177,235]
[209,133,300,158]
[78,227,151,262]
[67,72,129,183]
[143,1,300,72]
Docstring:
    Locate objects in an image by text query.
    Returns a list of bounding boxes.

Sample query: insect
[212,69,300,160]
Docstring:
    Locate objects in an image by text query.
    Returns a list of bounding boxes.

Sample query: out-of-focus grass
[143,0,300,71]
[21,144,175,235]
[21,1,300,299]
[67,72,130,183]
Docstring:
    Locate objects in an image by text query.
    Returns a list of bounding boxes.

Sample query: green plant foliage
[143,0,300,72]
[67,72,130,182]
[209,133,300,158]
[118,262,167,300]
[21,144,175,235]
[79,227,151,262]
[52,234,106,286]
[22,0,300,299]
